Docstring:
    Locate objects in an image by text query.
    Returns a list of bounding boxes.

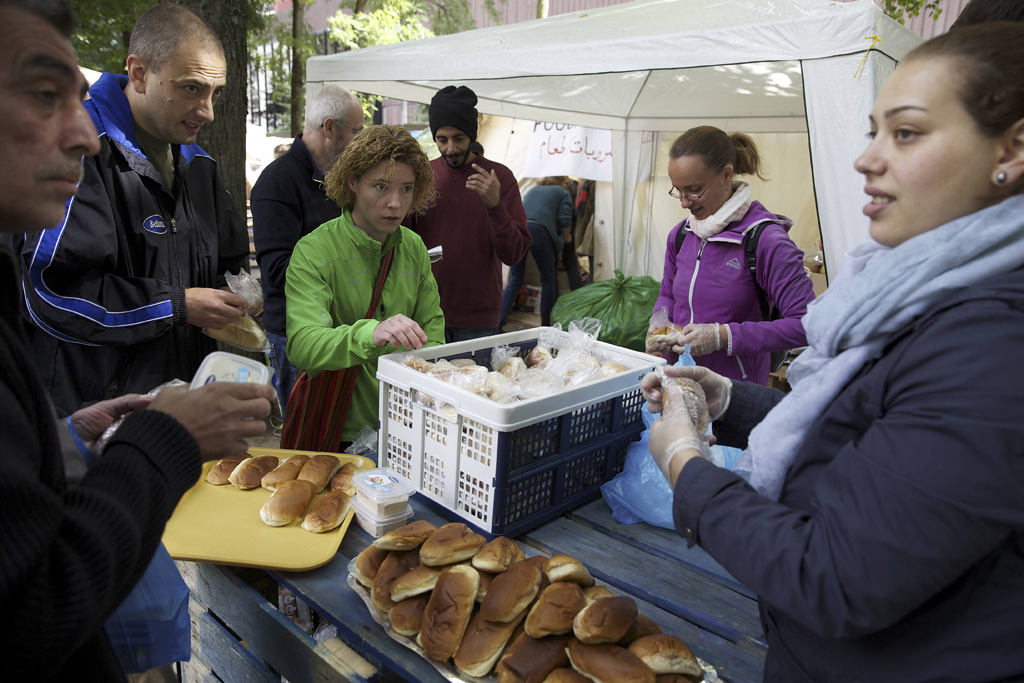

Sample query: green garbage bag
[551,269,660,352]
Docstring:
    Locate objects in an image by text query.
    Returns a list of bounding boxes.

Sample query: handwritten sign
[523,122,613,181]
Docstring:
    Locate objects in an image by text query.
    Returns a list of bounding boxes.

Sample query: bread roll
[450,358,478,368]
[524,581,587,638]
[573,596,638,644]
[601,362,629,377]
[473,536,526,573]
[390,564,443,602]
[527,346,553,368]
[480,559,542,623]
[419,564,480,661]
[329,462,357,492]
[645,324,684,346]
[526,555,552,593]
[453,609,525,678]
[496,633,571,683]
[389,593,429,637]
[477,570,496,602]
[546,554,595,586]
[618,614,662,646]
[582,586,615,603]
[205,314,266,350]
[661,377,709,433]
[352,544,389,588]
[206,455,246,485]
[228,455,279,490]
[296,454,341,492]
[374,519,437,551]
[403,357,434,373]
[260,479,316,526]
[261,454,310,491]
[301,486,354,533]
[626,635,701,677]
[566,640,655,683]
[372,549,421,613]
[543,668,592,683]
[498,356,528,379]
[419,522,486,566]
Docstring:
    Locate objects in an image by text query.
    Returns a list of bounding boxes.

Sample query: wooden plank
[180,561,371,683]
[187,603,278,683]
[316,638,378,681]
[275,553,448,683]
[569,499,754,598]
[521,516,767,650]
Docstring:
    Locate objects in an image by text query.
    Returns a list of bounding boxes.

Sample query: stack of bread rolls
[206,453,359,533]
[351,522,705,682]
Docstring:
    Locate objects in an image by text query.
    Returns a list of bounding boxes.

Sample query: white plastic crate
[376,328,665,535]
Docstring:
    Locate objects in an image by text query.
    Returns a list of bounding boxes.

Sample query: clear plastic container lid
[352,467,414,506]
[190,351,270,390]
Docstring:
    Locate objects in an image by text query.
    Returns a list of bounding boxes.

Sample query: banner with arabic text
[522,122,613,181]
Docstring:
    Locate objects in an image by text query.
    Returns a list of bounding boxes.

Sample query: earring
[997,171,1008,185]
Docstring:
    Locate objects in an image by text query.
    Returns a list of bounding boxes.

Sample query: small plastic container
[351,496,414,538]
[352,467,415,517]
[190,351,270,390]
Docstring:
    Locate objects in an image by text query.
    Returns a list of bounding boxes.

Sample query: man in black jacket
[252,84,363,410]
[19,3,251,414]
[0,2,276,679]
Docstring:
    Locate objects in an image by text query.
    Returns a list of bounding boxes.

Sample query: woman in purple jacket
[647,127,815,384]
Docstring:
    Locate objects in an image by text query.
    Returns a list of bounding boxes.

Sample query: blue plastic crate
[376,328,662,535]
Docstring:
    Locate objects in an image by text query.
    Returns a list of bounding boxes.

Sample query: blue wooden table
[269,497,768,682]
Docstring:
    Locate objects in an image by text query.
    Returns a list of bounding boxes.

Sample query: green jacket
[286,210,445,441]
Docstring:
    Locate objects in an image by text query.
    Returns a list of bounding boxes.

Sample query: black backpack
[674,221,788,373]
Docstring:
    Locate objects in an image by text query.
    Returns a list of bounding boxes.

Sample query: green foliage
[880,0,943,25]
[329,0,433,49]
[69,0,151,72]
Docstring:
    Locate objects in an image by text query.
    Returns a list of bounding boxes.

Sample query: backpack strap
[674,223,687,257]
[744,221,774,322]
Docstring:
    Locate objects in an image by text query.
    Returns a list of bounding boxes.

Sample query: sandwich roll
[544,668,593,683]
[375,519,437,551]
[419,564,480,661]
[372,549,421,613]
[260,479,317,526]
[477,570,496,602]
[645,324,684,347]
[206,455,246,485]
[352,544,389,588]
[527,346,553,368]
[626,635,702,677]
[453,609,525,678]
[419,522,486,566]
[389,594,429,637]
[301,486,354,533]
[526,555,552,593]
[390,564,443,602]
[618,615,662,646]
[229,455,280,489]
[297,454,341,492]
[205,314,267,350]
[546,554,595,586]
[600,362,629,377]
[261,454,310,491]
[480,559,542,623]
[473,536,526,573]
[573,596,638,644]
[329,462,357,492]
[496,634,572,683]
[582,586,615,603]
[524,581,587,638]
[660,377,710,434]
[567,640,655,683]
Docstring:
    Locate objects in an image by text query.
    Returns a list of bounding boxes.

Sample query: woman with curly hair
[284,125,444,448]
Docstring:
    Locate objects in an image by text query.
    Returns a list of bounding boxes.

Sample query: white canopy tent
[306,0,922,281]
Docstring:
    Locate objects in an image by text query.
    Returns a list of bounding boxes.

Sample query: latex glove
[641,364,731,421]
[678,323,724,357]
[649,408,711,487]
[70,393,152,450]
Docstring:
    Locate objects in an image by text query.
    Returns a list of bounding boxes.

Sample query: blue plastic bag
[104,543,191,673]
[601,349,744,528]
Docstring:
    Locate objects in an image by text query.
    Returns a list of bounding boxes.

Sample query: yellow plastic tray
[163,447,375,571]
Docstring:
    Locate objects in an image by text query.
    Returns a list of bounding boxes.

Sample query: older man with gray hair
[252,84,364,410]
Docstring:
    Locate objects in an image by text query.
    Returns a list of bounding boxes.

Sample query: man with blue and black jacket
[18,4,250,414]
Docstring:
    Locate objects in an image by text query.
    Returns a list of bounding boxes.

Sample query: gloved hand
[649,408,711,486]
[677,323,724,357]
[641,364,732,421]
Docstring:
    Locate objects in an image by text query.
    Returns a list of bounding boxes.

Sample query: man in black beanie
[409,85,531,343]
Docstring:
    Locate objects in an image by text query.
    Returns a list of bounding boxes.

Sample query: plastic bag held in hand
[225,269,263,317]
[678,323,722,357]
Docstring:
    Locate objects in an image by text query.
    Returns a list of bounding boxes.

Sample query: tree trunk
[291,0,305,137]
[537,0,549,19]
[161,0,249,220]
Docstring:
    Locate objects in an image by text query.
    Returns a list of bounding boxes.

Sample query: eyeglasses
[335,119,363,136]
[668,170,720,202]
